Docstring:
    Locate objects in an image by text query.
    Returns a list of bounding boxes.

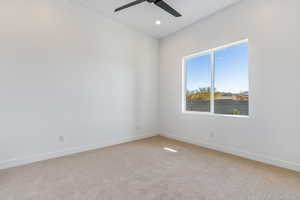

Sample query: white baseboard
[0,133,158,170]
[160,133,300,172]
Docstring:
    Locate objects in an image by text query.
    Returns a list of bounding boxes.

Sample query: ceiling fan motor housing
[147,0,161,3]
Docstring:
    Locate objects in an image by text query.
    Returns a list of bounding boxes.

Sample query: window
[183,40,249,116]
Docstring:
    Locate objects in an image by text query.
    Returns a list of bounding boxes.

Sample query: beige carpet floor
[1,136,300,200]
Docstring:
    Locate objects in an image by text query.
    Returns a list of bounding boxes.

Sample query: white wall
[159,0,300,171]
[0,0,158,169]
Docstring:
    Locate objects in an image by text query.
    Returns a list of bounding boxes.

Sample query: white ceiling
[75,0,241,38]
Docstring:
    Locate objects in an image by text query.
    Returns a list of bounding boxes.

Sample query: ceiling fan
[114,0,182,17]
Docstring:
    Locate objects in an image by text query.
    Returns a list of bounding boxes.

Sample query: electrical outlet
[209,132,215,139]
[59,136,64,143]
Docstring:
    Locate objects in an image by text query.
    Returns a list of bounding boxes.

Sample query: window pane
[214,43,249,116]
[186,54,211,112]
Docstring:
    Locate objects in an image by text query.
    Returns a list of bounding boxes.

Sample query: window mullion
[210,51,215,114]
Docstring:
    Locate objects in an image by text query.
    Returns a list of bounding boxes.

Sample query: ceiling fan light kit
[114,0,182,17]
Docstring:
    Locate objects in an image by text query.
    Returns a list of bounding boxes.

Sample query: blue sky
[186,43,248,93]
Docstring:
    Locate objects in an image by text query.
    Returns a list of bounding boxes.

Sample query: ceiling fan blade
[115,0,147,12]
[154,0,182,17]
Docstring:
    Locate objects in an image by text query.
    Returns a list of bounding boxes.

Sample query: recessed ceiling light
[155,20,161,25]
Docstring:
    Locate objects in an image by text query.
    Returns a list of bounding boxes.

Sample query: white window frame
[182,39,250,118]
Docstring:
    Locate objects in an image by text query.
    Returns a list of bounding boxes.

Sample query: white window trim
[182,39,250,118]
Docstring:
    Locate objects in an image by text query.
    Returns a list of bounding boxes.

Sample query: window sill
[182,111,250,119]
